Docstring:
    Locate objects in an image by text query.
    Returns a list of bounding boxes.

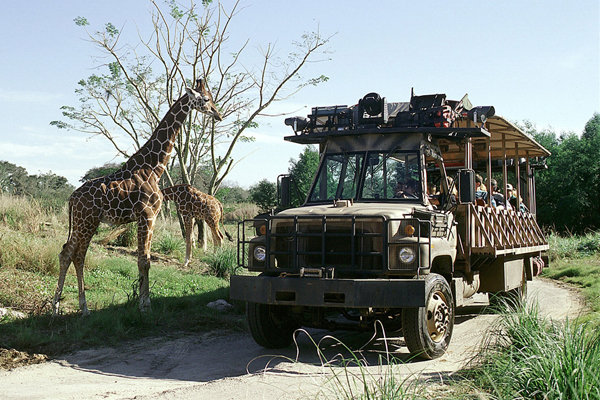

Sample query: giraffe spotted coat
[53,79,222,316]
[162,184,231,267]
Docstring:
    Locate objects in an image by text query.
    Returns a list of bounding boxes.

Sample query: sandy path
[0,278,585,400]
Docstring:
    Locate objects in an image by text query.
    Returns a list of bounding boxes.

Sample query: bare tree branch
[52,1,332,196]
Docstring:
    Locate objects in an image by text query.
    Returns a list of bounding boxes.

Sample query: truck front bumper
[230,275,426,308]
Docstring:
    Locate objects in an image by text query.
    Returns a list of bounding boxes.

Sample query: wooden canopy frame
[435,115,551,215]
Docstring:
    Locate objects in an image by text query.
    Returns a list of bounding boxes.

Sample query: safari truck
[230,90,550,359]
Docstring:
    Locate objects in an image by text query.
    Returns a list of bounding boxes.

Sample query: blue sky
[1,0,598,188]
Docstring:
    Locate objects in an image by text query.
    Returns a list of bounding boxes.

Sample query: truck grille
[238,215,432,276]
[273,216,385,272]
[244,216,386,274]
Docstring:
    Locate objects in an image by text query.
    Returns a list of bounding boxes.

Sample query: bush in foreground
[464,302,600,399]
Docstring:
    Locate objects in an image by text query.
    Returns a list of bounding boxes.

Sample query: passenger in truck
[427,182,440,206]
[475,174,496,207]
[394,179,420,199]
[489,179,506,209]
[504,183,514,210]
[431,177,456,209]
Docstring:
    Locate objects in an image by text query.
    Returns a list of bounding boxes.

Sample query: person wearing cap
[505,183,514,210]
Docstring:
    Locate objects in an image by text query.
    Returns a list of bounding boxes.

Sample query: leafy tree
[0,161,74,209]
[80,162,124,182]
[249,179,277,212]
[51,0,331,197]
[0,161,29,195]
[528,114,600,233]
[287,145,319,206]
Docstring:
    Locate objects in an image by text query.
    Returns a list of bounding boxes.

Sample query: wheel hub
[426,291,450,342]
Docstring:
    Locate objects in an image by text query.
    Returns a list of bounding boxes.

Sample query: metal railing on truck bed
[461,204,548,256]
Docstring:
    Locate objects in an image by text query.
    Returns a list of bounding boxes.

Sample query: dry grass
[0,268,56,315]
[0,230,63,274]
[0,194,60,233]
[223,203,259,222]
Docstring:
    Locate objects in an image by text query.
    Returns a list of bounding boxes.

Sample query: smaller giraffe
[162,184,232,267]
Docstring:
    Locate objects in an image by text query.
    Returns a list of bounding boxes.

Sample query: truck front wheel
[402,273,454,360]
[246,302,299,349]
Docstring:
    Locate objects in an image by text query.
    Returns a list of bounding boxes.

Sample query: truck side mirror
[279,175,291,208]
[458,169,475,204]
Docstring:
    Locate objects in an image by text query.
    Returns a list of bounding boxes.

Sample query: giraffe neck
[120,95,193,179]
[161,185,181,201]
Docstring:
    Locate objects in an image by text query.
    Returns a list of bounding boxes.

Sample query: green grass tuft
[463,302,600,400]
[547,230,600,260]
[152,230,185,255]
[202,244,239,278]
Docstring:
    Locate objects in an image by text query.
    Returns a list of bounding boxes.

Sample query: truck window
[308,152,364,202]
[361,151,421,200]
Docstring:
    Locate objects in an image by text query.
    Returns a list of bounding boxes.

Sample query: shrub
[153,230,185,255]
[465,302,600,399]
[203,245,238,278]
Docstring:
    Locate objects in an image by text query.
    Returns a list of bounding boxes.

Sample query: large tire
[246,302,299,349]
[402,273,454,360]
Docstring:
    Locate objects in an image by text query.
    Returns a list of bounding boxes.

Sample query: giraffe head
[186,78,223,121]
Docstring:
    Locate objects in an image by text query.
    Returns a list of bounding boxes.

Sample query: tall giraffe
[162,184,232,267]
[53,79,222,316]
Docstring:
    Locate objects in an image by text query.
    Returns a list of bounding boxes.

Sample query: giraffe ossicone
[52,78,222,316]
[162,184,232,267]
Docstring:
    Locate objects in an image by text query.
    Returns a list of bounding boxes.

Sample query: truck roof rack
[283,90,551,160]
[284,125,490,145]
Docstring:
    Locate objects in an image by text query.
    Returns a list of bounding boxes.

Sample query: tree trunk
[196,220,207,251]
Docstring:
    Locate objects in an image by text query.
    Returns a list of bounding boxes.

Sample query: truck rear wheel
[402,273,454,360]
[246,302,299,349]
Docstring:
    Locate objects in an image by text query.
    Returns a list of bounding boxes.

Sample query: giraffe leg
[73,241,92,316]
[184,215,194,268]
[207,220,224,247]
[53,228,95,316]
[53,242,74,316]
[137,215,156,312]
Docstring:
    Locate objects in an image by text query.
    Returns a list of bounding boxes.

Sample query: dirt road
[0,278,584,400]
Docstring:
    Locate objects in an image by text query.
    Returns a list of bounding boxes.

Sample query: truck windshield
[309,152,364,202]
[307,150,422,203]
[361,151,421,200]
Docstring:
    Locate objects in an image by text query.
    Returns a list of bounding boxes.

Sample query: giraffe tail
[63,196,74,249]
[223,227,233,242]
[219,202,233,242]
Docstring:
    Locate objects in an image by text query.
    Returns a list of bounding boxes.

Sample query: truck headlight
[253,245,266,262]
[398,247,415,264]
